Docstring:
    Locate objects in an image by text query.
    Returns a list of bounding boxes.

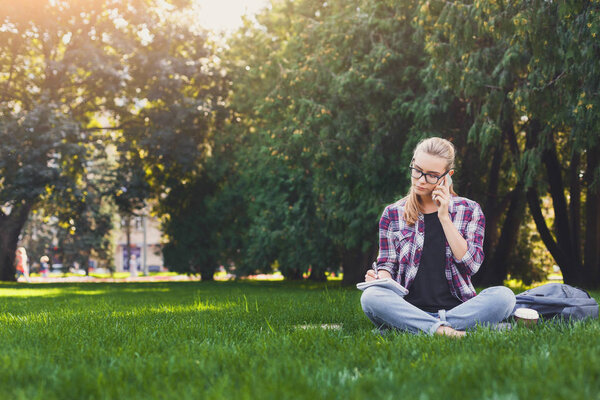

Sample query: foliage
[161,174,221,280]
[106,4,228,277]
[417,0,600,287]
[0,0,220,280]
[3,0,600,286]
[211,0,427,283]
[506,220,546,286]
[160,0,600,286]
[21,193,116,275]
[0,0,119,279]
[56,172,117,273]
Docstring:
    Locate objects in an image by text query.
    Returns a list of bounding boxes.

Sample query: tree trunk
[0,230,18,282]
[583,148,600,287]
[476,185,527,286]
[308,267,327,282]
[283,268,303,280]
[542,142,573,259]
[526,188,582,285]
[569,152,581,268]
[475,105,518,286]
[200,265,215,281]
[0,202,34,282]
[342,244,376,286]
[525,122,583,286]
[474,143,504,286]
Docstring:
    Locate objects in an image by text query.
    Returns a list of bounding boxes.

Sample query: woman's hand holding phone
[432,175,452,218]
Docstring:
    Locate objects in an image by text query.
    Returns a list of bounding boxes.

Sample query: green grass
[0,281,599,400]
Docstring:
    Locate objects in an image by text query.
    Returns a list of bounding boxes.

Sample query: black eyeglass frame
[409,165,450,185]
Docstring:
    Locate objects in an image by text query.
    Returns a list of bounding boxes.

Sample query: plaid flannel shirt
[374,196,485,302]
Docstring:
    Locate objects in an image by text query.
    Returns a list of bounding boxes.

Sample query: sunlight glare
[193,0,271,32]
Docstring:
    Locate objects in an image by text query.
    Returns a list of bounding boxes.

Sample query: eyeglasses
[409,166,449,184]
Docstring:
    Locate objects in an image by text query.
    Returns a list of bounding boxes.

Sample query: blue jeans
[361,286,516,335]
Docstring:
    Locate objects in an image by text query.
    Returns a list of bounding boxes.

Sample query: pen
[372,262,379,279]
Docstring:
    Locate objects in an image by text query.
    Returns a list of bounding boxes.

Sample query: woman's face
[411,151,450,197]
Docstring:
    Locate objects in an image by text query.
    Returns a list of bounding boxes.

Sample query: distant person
[15,247,30,282]
[360,137,516,337]
[40,255,50,278]
[130,254,138,277]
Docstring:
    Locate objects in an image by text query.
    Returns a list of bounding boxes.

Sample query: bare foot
[435,325,466,338]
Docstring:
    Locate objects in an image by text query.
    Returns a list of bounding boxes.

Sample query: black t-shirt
[404,212,462,313]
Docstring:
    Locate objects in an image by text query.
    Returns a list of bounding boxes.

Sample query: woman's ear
[449,169,455,177]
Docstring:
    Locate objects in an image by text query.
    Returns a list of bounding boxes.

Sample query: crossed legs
[361,286,516,335]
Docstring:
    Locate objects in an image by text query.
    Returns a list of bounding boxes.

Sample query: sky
[193,0,272,33]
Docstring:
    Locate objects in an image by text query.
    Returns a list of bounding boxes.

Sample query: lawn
[0,281,599,400]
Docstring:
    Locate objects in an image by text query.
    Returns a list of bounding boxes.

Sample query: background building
[115,214,165,273]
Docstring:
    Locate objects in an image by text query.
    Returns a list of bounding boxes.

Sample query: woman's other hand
[364,269,392,282]
[364,269,378,282]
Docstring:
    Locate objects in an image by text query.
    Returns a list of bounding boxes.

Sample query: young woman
[360,137,515,337]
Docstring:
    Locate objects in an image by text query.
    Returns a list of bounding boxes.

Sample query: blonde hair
[403,137,458,225]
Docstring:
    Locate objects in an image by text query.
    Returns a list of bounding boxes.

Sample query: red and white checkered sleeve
[452,202,485,276]
[375,205,398,279]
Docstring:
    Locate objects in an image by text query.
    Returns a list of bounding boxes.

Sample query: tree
[51,147,116,274]
[112,155,150,275]
[418,0,600,287]
[160,172,221,280]
[107,4,227,278]
[0,0,101,280]
[0,0,220,281]
[220,0,428,283]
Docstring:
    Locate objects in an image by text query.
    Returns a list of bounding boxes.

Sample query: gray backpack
[512,283,599,321]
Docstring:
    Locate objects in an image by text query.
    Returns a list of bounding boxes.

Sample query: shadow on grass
[0,280,361,330]
[0,280,346,299]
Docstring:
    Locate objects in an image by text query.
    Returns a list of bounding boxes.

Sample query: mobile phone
[445,175,452,188]
[432,175,452,206]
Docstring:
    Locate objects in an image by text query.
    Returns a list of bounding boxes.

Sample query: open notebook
[356,278,409,297]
